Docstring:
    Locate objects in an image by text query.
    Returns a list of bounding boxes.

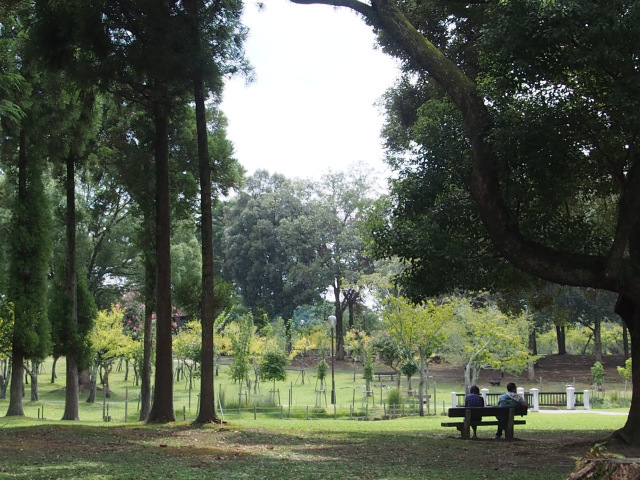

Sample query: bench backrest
[448,406,528,417]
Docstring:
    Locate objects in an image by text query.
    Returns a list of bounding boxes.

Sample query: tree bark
[6,129,28,417]
[594,316,603,363]
[183,0,219,425]
[623,324,630,359]
[417,356,426,416]
[147,97,175,423]
[86,363,98,404]
[6,349,24,416]
[62,153,80,421]
[528,329,537,356]
[614,296,640,445]
[51,357,57,384]
[333,280,346,360]
[139,248,155,421]
[192,47,217,425]
[556,325,566,355]
[28,361,39,402]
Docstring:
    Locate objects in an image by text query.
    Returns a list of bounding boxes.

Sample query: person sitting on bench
[495,382,528,439]
[464,385,484,438]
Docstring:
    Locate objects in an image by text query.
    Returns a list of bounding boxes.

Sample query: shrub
[387,389,402,407]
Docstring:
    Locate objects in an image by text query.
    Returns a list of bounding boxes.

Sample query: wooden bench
[373,372,396,381]
[441,406,528,440]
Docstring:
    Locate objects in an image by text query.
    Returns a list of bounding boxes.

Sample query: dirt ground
[425,353,628,387]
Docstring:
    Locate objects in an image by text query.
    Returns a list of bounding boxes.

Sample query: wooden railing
[455,390,585,408]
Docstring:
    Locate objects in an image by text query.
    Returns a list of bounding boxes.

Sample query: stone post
[529,388,539,412]
[481,388,490,405]
[566,386,576,410]
[583,390,590,410]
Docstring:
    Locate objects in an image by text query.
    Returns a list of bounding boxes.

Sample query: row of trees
[89,282,535,419]
[0,0,248,424]
[0,0,380,427]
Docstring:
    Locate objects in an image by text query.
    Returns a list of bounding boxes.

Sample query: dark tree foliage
[222,171,330,323]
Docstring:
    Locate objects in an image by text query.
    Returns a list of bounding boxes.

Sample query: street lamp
[328,315,337,405]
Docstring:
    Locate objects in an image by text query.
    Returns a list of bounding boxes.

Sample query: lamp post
[328,315,337,405]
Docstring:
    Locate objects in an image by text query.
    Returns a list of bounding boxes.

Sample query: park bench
[441,406,528,440]
[373,371,396,381]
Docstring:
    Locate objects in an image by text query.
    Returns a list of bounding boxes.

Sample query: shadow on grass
[0,420,607,480]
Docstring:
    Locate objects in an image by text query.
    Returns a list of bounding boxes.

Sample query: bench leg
[462,410,471,439]
[505,408,515,440]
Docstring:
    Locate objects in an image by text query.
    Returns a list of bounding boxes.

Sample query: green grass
[0,412,627,479]
[8,357,630,424]
[0,358,631,479]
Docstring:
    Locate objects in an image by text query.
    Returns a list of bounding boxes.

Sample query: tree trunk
[0,359,10,399]
[594,316,603,363]
[529,329,537,356]
[51,357,58,384]
[147,98,175,423]
[623,323,630,359]
[613,296,640,445]
[333,281,346,360]
[348,301,355,330]
[86,362,98,404]
[6,349,24,416]
[103,364,111,399]
[6,129,27,417]
[139,238,155,421]
[181,0,219,421]
[29,361,39,402]
[527,361,536,383]
[194,52,216,421]
[418,355,426,417]
[464,361,472,391]
[62,152,80,421]
[556,325,566,355]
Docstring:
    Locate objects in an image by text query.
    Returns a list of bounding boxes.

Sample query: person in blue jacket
[495,382,528,439]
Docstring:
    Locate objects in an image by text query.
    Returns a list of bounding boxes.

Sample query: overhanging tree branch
[290,0,639,300]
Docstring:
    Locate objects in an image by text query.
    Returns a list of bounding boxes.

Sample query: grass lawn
[0,357,631,479]
[0,412,628,479]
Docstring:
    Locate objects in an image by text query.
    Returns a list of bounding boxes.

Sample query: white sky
[220,0,401,182]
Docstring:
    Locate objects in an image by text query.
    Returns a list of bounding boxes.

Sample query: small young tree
[371,332,404,389]
[87,305,136,402]
[316,358,328,392]
[401,360,418,394]
[226,315,253,404]
[381,295,451,415]
[591,361,605,392]
[345,329,375,393]
[173,321,201,391]
[289,334,314,385]
[618,358,632,395]
[259,349,289,403]
[447,297,533,391]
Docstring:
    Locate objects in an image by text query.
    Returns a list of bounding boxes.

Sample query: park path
[538,409,627,416]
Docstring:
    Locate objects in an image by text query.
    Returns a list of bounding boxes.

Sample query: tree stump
[568,449,640,480]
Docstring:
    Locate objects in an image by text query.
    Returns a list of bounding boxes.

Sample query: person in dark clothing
[464,385,484,438]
